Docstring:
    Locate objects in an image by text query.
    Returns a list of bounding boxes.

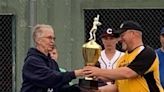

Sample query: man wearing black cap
[98,28,124,92]
[84,21,164,92]
[156,27,164,88]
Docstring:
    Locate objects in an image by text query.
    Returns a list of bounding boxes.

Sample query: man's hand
[83,66,101,77]
[83,66,114,82]
[74,69,85,77]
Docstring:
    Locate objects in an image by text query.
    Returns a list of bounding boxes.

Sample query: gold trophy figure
[79,15,102,90]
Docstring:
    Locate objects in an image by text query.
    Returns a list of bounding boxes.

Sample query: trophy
[79,15,102,90]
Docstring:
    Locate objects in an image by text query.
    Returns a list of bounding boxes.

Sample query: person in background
[97,28,124,92]
[49,45,67,72]
[84,21,164,92]
[49,45,58,61]
[49,45,73,85]
[156,27,164,88]
[21,24,84,92]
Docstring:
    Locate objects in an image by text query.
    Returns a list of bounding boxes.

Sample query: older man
[21,24,84,92]
[84,21,164,92]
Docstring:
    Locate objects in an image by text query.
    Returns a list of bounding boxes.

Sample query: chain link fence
[84,9,164,50]
[0,14,15,92]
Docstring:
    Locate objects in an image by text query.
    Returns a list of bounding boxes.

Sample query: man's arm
[23,57,83,88]
[101,67,138,80]
[84,66,138,80]
[84,47,157,81]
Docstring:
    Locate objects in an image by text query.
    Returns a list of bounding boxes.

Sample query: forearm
[98,67,138,80]
[24,62,76,88]
[25,70,75,88]
[97,76,114,82]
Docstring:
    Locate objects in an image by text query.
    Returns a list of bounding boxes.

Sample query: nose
[50,38,55,43]
[50,40,55,46]
[52,39,54,43]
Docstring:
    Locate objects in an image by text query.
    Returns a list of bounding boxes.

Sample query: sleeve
[127,47,156,75]
[23,56,76,88]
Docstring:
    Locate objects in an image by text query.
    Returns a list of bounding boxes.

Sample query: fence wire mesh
[84,9,164,50]
[0,15,14,92]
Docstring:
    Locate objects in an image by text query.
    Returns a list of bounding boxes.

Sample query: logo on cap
[120,23,124,29]
[106,28,113,34]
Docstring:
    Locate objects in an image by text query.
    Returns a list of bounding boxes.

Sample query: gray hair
[32,24,54,43]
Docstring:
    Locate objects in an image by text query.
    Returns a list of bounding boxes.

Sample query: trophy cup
[79,15,102,90]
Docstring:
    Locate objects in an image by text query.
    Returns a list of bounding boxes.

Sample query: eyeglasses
[41,36,56,40]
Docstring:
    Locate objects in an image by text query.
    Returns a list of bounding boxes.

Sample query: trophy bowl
[79,40,101,90]
[82,40,101,66]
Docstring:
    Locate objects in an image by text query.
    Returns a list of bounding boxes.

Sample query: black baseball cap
[100,28,119,38]
[114,21,143,34]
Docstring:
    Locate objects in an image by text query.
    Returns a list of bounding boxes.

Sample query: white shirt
[98,50,124,85]
[99,50,124,69]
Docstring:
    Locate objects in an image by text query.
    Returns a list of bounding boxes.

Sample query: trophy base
[79,78,98,90]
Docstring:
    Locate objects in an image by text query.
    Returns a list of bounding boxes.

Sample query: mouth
[49,45,54,49]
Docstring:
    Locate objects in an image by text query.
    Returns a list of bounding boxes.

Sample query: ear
[35,38,41,45]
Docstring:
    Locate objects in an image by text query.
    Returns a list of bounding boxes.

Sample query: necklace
[128,45,144,53]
